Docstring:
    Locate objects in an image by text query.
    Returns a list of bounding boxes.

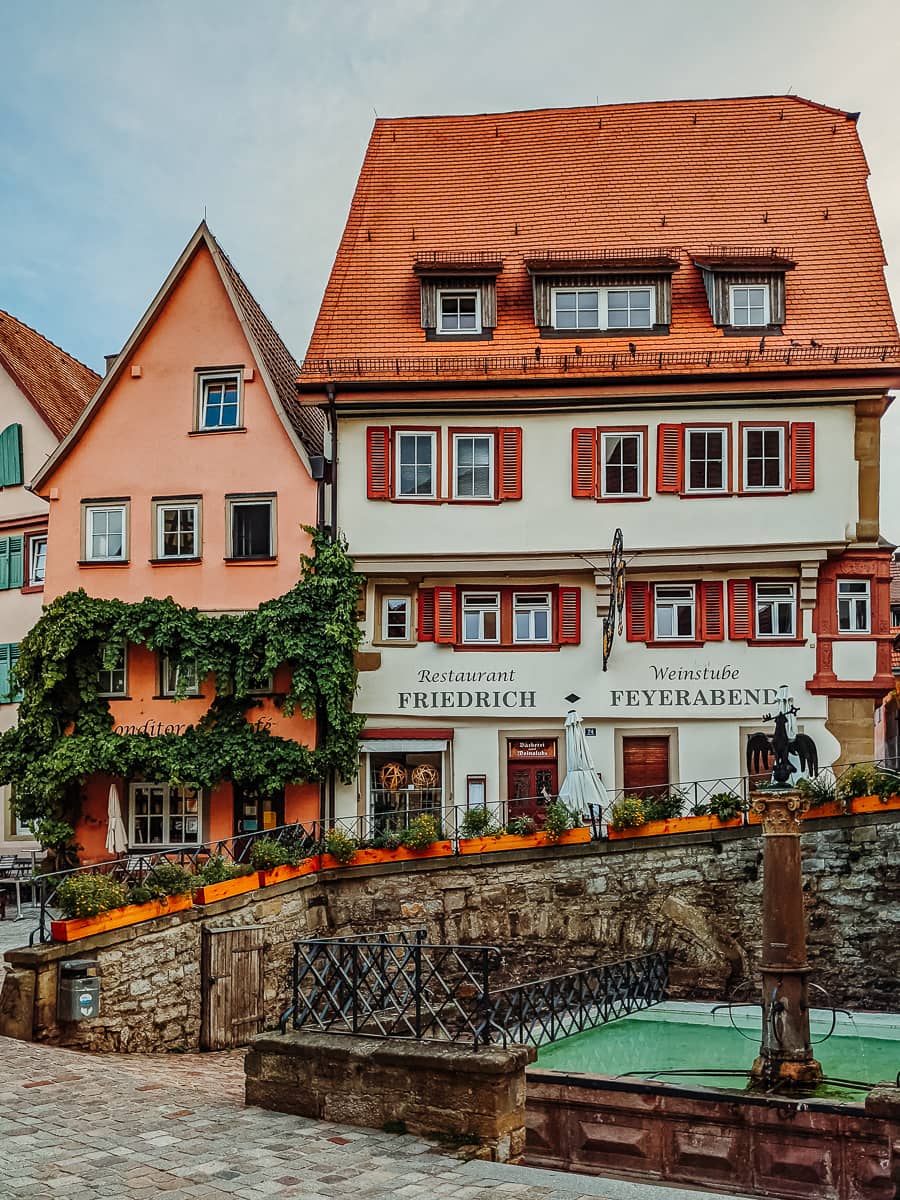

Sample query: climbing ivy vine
[0,528,364,859]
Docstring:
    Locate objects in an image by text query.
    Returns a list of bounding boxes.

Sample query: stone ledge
[251,1029,535,1074]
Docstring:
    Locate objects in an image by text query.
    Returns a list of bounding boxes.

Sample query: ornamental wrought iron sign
[602,528,625,672]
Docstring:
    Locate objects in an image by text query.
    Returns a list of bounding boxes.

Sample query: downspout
[318,383,338,827]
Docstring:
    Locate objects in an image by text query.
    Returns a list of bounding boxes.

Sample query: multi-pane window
[552,287,654,330]
[157,503,199,559]
[161,655,200,697]
[601,432,642,497]
[28,535,47,585]
[130,782,201,846]
[229,498,274,559]
[383,596,411,641]
[743,427,785,490]
[654,585,695,640]
[97,643,127,697]
[513,592,552,643]
[755,583,796,638]
[837,580,870,634]
[454,434,494,499]
[85,505,127,561]
[198,373,240,430]
[438,290,480,334]
[730,285,770,327]
[396,432,435,498]
[462,592,500,643]
[686,428,727,492]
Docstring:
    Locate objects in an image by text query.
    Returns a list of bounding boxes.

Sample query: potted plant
[352,814,454,865]
[193,855,259,904]
[459,802,590,853]
[836,765,900,814]
[318,826,360,869]
[51,870,193,942]
[250,837,317,887]
[795,774,844,820]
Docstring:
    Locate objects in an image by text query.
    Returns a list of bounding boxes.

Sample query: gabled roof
[34,223,323,489]
[0,309,99,438]
[301,95,900,389]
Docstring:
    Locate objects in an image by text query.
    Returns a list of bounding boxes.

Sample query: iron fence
[283,929,667,1050]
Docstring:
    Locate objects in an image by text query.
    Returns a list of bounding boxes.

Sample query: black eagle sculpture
[747,704,818,785]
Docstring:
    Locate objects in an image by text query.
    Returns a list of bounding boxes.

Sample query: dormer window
[415,253,501,341]
[730,285,770,327]
[693,248,795,333]
[552,286,654,331]
[438,289,481,334]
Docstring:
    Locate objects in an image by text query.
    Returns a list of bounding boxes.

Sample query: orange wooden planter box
[320,842,454,869]
[803,800,845,821]
[608,814,743,840]
[459,827,592,855]
[50,892,193,942]
[851,793,900,815]
[256,860,319,887]
[193,872,259,904]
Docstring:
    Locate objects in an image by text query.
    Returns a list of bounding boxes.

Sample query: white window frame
[395,431,436,500]
[461,591,501,644]
[837,579,871,635]
[227,496,276,560]
[729,284,771,328]
[654,584,696,641]
[685,427,729,494]
[600,431,644,498]
[742,426,785,492]
[382,595,411,642]
[755,582,797,639]
[84,503,128,562]
[453,432,495,500]
[197,370,242,431]
[161,655,200,697]
[97,642,128,698]
[156,502,200,560]
[437,289,482,335]
[512,591,552,644]
[551,286,655,331]
[28,534,47,585]
[129,782,202,847]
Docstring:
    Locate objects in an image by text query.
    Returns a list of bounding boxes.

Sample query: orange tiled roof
[302,96,900,388]
[0,309,99,437]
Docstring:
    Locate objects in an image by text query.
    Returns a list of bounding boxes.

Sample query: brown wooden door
[201,925,266,1050]
[507,762,559,821]
[622,736,670,798]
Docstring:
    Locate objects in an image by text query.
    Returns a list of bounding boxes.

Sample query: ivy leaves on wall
[0,529,364,852]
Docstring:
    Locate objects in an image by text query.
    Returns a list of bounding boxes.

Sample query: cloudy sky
[2,0,899,532]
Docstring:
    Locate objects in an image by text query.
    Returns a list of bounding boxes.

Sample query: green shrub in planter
[707,791,742,822]
[460,807,501,839]
[196,855,255,886]
[324,827,358,864]
[372,829,404,851]
[248,838,293,871]
[400,813,440,849]
[56,873,128,920]
[506,815,536,837]
[142,862,195,898]
[542,800,577,841]
[836,765,898,804]
[797,774,839,806]
[610,795,645,832]
[642,791,685,822]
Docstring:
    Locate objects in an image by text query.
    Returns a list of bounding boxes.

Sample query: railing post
[351,943,359,1034]
[413,939,422,1039]
[480,946,492,1048]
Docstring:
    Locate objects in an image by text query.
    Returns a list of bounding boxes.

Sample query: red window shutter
[571,429,597,498]
[434,587,457,644]
[656,424,683,493]
[366,427,391,499]
[497,428,523,500]
[700,581,725,641]
[557,587,581,644]
[417,588,436,642]
[625,581,652,642]
[728,580,753,639]
[790,422,815,492]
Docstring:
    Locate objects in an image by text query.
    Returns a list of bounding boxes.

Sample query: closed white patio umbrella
[105,782,128,855]
[558,709,610,831]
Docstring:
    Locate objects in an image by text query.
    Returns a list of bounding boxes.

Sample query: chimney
[104,354,118,374]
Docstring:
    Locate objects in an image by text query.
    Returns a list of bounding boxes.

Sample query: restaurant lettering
[399,690,536,710]
[611,687,780,707]
[114,717,274,736]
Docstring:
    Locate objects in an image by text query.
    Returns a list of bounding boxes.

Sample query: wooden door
[201,925,266,1050]
[507,762,559,821]
[622,736,670,798]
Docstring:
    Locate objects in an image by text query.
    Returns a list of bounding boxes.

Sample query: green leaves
[0,529,365,852]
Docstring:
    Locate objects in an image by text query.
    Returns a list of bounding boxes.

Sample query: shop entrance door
[622,736,670,798]
[507,739,559,822]
[234,787,284,837]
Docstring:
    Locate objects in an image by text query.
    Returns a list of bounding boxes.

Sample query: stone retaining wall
[2,809,898,1051]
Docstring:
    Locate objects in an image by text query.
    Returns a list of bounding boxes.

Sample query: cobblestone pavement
[0,1036,748,1200]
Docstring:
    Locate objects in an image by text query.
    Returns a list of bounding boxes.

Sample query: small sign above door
[508,739,557,760]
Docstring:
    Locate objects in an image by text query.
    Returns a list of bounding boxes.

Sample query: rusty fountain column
[748,788,823,1091]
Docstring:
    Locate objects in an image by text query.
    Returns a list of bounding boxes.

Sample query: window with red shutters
[417,588,436,642]
[557,587,581,644]
[571,429,597,498]
[656,424,683,493]
[366,427,391,499]
[700,581,725,641]
[728,580,753,638]
[497,427,523,500]
[625,581,652,641]
[790,422,815,492]
[434,587,458,643]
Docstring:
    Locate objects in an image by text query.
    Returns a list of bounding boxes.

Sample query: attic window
[692,248,795,332]
[415,253,501,341]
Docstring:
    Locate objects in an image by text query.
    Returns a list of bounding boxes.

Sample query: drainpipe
[326,383,338,540]
[317,383,338,828]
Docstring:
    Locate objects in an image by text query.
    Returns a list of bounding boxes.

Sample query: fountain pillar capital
[750,789,810,836]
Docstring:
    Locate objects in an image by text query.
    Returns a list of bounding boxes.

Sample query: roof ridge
[0,307,100,380]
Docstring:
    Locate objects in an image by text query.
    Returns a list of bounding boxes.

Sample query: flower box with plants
[607,792,743,840]
[50,863,195,942]
[193,855,260,904]
[249,837,318,887]
[458,804,591,854]
[835,765,900,816]
[319,816,453,868]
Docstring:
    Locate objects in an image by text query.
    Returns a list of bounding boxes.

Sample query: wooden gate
[201,925,266,1050]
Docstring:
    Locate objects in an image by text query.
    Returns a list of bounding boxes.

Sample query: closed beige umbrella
[105,782,128,855]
